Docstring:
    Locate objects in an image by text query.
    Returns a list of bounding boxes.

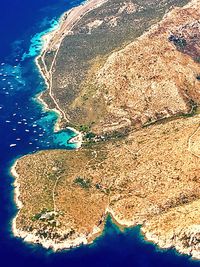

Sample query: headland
[11,0,200,259]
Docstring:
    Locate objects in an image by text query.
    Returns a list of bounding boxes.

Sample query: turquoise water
[0,0,200,266]
[22,18,59,60]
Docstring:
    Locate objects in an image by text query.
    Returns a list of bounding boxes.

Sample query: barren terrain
[12,0,200,259]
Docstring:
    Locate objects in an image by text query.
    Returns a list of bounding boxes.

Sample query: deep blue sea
[0,0,200,266]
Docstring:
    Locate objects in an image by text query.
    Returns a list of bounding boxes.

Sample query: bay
[0,0,199,266]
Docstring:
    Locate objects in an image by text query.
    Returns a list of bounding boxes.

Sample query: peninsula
[12,0,200,259]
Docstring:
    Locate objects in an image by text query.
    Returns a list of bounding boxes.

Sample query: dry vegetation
[14,0,200,259]
[16,115,200,257]
[41,0,190,130]
[70,0,200,134]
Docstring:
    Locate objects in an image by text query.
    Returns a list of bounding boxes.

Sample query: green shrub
[74,177,91,189]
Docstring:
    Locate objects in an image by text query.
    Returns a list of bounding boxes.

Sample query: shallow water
[0,0,200,266]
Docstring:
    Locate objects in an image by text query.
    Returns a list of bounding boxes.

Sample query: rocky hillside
[13,0,200,259]
[69,0,200,134]
[41,0,192,134]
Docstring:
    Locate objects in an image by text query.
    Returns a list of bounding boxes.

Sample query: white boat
[10,144,16,147]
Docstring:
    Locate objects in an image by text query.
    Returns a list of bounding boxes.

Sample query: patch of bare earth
[13,0,200,258]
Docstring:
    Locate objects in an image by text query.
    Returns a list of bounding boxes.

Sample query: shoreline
[10,159,200,259]
[10,158,103,251]
[34,0,108,138]
[140,227,200,261]
[10,158,87,251]
[11,0,107,252]
[36,92,65,132]
[9,0,200,260]
[36,81,83,146]
[10,160,123,252]
[34,0,109,147]
[10,158,135,252]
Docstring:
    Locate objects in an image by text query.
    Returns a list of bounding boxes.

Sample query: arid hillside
[15,115,200,257]
[13,0,200,259]
[40,0,192,134]
[67,0,200,134]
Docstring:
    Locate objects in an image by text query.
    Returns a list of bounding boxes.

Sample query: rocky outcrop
[12,0,200,259]
[142,200,200,259]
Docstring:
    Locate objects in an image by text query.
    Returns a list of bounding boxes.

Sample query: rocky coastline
[10,0,200,260]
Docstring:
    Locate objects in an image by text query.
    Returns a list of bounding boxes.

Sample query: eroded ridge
[12,0,200,259]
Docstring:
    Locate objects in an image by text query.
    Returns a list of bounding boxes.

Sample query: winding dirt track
[38,0,108,125]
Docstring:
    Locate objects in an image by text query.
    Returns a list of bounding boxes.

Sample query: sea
[0,0,200,266]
